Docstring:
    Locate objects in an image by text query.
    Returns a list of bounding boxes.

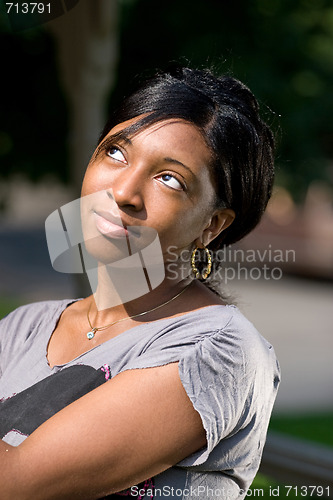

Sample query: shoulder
[149,304,275,360]
[0,299,77,327]
[0,299,78,348]
[211,305,278,362]
[197,305,277,366]
[0,299,77,377]
[146,305,281,470]
[184,305,280,397]
[175,303,279,377]
[124,304,279,384]
[175,306,280,468]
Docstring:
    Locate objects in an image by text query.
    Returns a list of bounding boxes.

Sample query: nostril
[105,189,122,217]
[106,190,115,201]
[107,176,145,212]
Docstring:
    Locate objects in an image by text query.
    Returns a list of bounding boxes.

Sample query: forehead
[106,118,212,164]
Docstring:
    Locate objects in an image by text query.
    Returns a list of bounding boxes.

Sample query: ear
[198,209,235,247]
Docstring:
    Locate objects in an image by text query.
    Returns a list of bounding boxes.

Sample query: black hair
[99,66,275,249]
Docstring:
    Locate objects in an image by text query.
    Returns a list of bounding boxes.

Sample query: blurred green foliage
[1,0,333,200]
[0,296,23,319]
[269,412,333,447]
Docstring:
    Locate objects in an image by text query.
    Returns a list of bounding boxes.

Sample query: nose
[108,168,145,212]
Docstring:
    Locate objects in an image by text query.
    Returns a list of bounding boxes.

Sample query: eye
[156,173,184,191]
[107,147,127,163]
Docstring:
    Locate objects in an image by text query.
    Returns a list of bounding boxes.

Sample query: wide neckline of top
[45,299,238,370]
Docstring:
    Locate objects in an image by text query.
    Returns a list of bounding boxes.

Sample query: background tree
[0,0,332,201]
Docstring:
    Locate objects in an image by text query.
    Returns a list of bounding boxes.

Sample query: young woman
[0,67,280,499]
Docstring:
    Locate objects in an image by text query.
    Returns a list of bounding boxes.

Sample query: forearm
[0,440,20,500]
[0,364,205,500]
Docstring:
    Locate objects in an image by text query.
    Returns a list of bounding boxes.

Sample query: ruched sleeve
[120,306,280,472]
[175,313,280,471]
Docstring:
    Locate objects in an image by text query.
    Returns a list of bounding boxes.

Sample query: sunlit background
[0,0,332,496]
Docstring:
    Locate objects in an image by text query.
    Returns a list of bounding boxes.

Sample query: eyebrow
[102,134,132,150]
[94,135,194,177]
[163,157,194,176]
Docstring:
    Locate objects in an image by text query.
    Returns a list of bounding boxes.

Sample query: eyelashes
[155,173,184,191]
[107,147,127,164]
[92,134,127,162]
[93,140,187,192]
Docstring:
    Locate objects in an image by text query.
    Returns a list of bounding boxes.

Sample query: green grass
[249,414,333,498]
[269,413,333,447]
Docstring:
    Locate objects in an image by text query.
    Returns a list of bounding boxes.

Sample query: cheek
[81,164,108,197]
[157,206,210,251]
[81,165,95,197]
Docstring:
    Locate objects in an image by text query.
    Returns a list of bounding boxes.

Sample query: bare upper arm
[4,363,206,500]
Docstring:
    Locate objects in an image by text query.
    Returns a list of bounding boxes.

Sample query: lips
[93,210,128,238]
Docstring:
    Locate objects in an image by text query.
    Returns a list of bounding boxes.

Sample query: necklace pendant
[87,328,97,340]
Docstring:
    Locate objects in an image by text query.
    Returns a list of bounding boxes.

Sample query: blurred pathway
[0,226,75,302]
[226,276,333,413]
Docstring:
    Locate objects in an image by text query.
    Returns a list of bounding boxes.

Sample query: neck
[88,260,192,324]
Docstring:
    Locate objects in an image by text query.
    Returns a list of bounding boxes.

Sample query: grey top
[0,299,280,499]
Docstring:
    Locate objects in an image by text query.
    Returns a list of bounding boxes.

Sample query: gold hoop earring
[191,245,212,280]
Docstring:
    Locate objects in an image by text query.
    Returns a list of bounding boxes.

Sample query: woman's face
[81,118,225,263]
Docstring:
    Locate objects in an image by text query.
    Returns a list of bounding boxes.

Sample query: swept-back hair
[99,66,275,248]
